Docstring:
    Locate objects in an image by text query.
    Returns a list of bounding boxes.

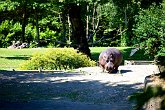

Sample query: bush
[132,3,165,58]
[0,20,22,47]
[19,48,96,70]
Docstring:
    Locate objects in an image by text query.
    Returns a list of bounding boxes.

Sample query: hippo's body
[99,48,123,73]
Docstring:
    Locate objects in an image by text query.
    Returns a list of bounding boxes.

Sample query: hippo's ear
[103,54,107,59]
[110,54,115,60]
[110,54,113,58]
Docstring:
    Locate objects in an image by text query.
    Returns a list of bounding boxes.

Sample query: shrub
[0,20,22,47]
[19,48,96,70]
[132,3,165,58]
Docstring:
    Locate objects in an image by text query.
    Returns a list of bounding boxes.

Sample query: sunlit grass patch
[0,47,153,70]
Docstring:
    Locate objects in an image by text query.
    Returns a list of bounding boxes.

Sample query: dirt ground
[0,65,159,110]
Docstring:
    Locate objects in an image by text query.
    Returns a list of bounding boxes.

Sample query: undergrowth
[19,48,96,70]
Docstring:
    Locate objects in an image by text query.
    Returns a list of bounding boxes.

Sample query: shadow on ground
[0,70,142,110]
[0,55,30,60]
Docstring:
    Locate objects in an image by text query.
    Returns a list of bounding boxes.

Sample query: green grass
[90,47,152,61]
[0,47,153,70]
[0,48,48,70]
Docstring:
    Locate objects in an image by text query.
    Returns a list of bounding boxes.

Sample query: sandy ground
[0,65,159,110]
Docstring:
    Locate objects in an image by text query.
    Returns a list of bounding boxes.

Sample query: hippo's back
[105,48,123,66]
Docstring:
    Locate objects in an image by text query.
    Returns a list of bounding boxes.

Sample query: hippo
[99,48,123,73]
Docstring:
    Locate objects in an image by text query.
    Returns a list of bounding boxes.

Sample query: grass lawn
[0,47,153,70]
[0,48,48,70]
[90,47,153,62]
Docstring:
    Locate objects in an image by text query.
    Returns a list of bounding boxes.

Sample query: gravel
[0,65,159,110]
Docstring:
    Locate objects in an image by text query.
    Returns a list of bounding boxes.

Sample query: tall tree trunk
[35,6,41,47]
[21,1,27,43]
[124,6,128,28]
[68,15,71,46]
[68,3,91,58]
[61,8,67,47]
[122,6,128,46]
[92,2,96,45]
[86,5,89,39]
[92,3,96,32]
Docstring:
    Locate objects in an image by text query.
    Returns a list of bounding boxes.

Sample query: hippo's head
[102,53,115,72]
[99,48,122,73]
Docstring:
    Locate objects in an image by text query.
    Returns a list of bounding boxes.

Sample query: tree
[68,3,91,57]
[21,0,27,43]
[132,2,165,58]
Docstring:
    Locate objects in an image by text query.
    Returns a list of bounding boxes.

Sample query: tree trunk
[68,3,91,58]
[86,5,89,39]
[92,2,96,34]
[35,5,40,47]
[92,2,96,45]
[68,15,71,46]
[35,12,40,47]
[61,8,67,47]
[21,1,27,43]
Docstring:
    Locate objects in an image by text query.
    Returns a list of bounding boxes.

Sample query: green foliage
[0,0,63,48]
[133,3,165,58]
[25,23,35,43]
[0,0,164,49]
[0,20,22,47]
[0,0,20,11]
[120,32,128,47]
[19,48,96,70]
